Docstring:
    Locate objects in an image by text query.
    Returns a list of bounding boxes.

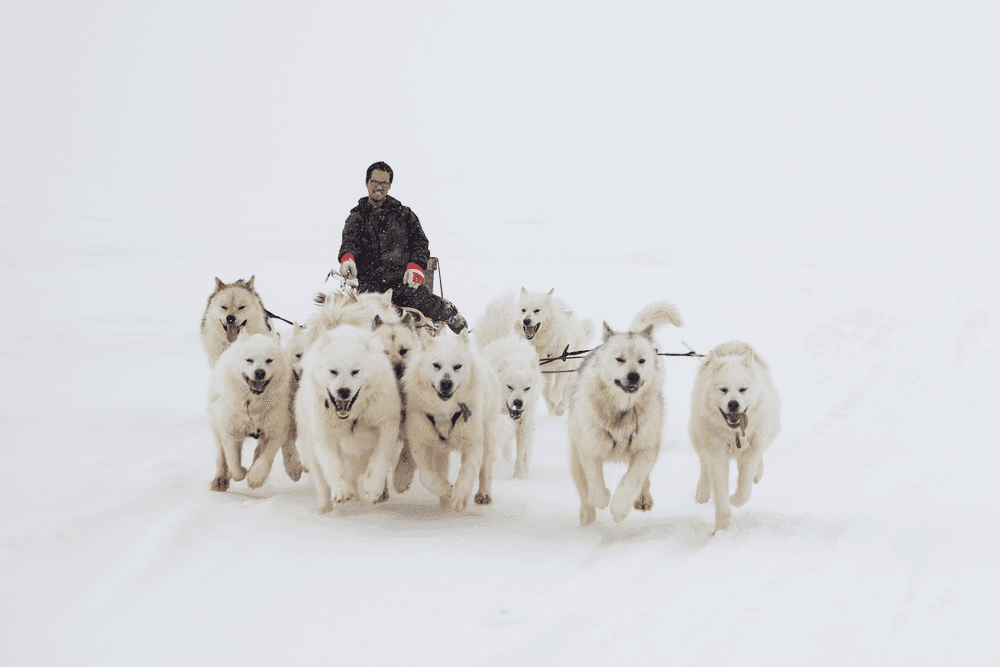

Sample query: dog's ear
[602,322,615,342]
[372,314,383,331]
[547,288,555,296]
[214,277,225,291]
[400,311,412,326]
[245,275,255,290]
[520,287,527,295]
[457,329,470,345]
[640,324,655,340]
[382,289,393,305]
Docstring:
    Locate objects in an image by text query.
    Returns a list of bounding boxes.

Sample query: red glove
[403,263,424,288]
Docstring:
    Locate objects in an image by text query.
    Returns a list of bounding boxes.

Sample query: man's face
[367,169,392,204]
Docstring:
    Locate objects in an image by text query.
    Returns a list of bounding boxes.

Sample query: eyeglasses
[369,180,390,189]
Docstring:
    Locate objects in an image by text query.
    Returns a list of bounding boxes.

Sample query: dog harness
[425,403,472,441]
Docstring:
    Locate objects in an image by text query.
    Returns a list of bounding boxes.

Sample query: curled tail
[630,301,683,332]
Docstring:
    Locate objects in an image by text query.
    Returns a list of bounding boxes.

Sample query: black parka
[338,195,430,293]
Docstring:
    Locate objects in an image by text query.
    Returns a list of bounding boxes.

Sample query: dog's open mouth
[719,408,748,430]
[223,319,248,343]
[614,379,643,394]
[523,323,540,340]
[507,405,523,420]
[243,374,271,395]
[436,388,454,401]
[328,388,360,420]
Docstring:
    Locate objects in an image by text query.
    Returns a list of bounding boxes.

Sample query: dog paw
[230,466,247,482]
[331,481,357,505]
[474,492,492,505]
[362,474,387,504]
[634,490,654,512]
[610,494,632,524]
[588,487,611,509]
[284,462,304,482]
[246,463,269,489]
[210,476,230,492]
[694,481,710,504]
[372,483,390,504]
[730,489,751,507]
[317,499,333,514]
[451,491,469,513]
[712,512,731,534]
[579,506,596,527]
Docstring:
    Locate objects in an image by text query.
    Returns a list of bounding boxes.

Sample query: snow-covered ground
[2,2,997,665]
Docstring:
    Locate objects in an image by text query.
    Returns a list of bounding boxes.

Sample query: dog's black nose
[627,371,640,386]
[254,369,266,381]
[226,314,236,323]
[512,399,523,409]
[337,387,351,400]
[523,319,531,326]
[439,378,453,394]
[728,400,739,413]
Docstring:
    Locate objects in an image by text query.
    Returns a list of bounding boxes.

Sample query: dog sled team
[199,160,780,533]
[201,275,781,534]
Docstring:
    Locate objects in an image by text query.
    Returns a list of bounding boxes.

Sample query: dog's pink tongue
[225,325,240,343]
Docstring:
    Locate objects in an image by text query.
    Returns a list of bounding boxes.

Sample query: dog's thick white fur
[295,325,401,513]
[689,341,781,533]
[200,276,272,366]
[208,332,300,491]
[567,302,683,526]
[477,290,593,416]
[370,312,427,494]
[479,336,541,478]
[402,331,502,512]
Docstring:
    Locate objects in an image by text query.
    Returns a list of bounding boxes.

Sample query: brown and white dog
[200,276,272,367]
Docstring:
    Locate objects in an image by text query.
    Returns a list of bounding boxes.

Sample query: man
[336,162,467,333]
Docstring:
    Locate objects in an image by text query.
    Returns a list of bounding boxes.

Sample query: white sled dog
[295,325,401,513]
[474,296,542,478]
[479,290,593,416]
[200,276,272,366]
[480,337,541,479]
[371,311,427,494]
[520,288,594,416]
[402,331,502,512]
[208,332,300,491]
[689,341,781,533]
[568,302,683,526]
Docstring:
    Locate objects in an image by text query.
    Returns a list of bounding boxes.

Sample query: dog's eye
[432,363,441,370]
[638,358,646,364]
[739,387,747,393]
[238,305,245,310]
[533,309,539,313]
[351,369,359,376]
[507,385,513,391]
[720,387,728,394]
[615,357,625,363]
[453,364,463,372]
[245,358,253,363]
[222,306,228,310]
[330,370,338,377]
[521,308,526,313]
[399,348,408,356]
[525,387,531,392]
[295,353,302,359]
